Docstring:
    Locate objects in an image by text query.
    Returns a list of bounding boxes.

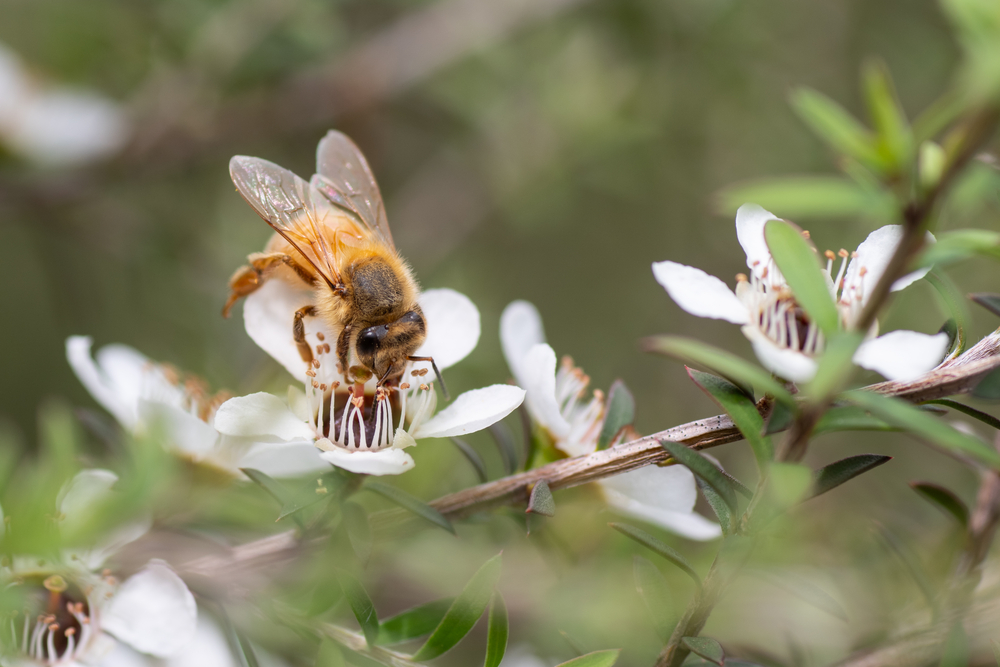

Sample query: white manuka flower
[1,471,197,667]
[653,203,949,383]
[66,337,329,478]
[213,280,525,476]
[500,300,722,541]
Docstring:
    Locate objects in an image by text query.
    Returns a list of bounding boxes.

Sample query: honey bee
[223,130,444,394]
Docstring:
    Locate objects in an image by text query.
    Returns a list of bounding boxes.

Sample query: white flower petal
[0,44,29,123]
[415,289,480,369]
[238,441,331,478]
[500,300,546,388]
[244,280,328,384]
[102,560,197,658]
[96,641,153,667]
[58,468,118,522]
[853,330,949,381]
[843,226,935,304]
[599,466,721,540]
[139,401,219,457]
[413,385,526,439]
[163,614,239,667]
[320,447,415,475]
[735,203,782,281]
[66,336,137,429]
[652,261,749,324]
[214,393,315,441]
[742,325,817,383]
[521,344,571,438]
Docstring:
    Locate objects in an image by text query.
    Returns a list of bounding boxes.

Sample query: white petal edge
[521,344,571,438]
[244,280,327,384]
[735,203,781,281]
[652,261,749,324]
[742,325,817,383]
[139,401,219,457]
[102,560,197,658]
[320,447,415,475]
[500,300,547,389]
[214,393,315,441]
[843,226,935,304]
[58,468,118,523]
[66,336,136,429]
[238,441,332,478]
[603,487,723,541]
[415,289,481,370]
[163,614,240,667]
[853,330,949,381]
[414,385,526,439]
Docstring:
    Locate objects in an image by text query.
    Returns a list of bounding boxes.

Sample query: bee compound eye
[357,327,380,357]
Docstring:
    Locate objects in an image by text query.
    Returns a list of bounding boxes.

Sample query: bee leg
[293,305,318,364]
[407,356,449,401]
[336,324,353,384]
[223,253,314,318]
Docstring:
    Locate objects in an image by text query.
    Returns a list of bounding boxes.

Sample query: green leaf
[764,399,796,436]
[917,229,1000,268]
[642,336,795,405]
[769,462,814,508]
[910,482,970,526]
[413,553,503,661]
[845,390,1000,468]
[716,176,891,219]
[974,368,1000,400]
[682,637,725,666]
[376,598,453,645]
[633,556,674,643]
[554,650,621,667]
[337,571,380,646]
[598,380,636,449]
[814,405,897,433]
[806,333,864,401]
[342,501,372,565]
[526,480,555,517]
[924,398,1000,430]
[687,368,772,471]
[971,293,1000,318]
[240,468,305,528]
[484,591,508,667]
[488,422,519,475]
[764,219,839,334]
[862,60,913,169]
[790,88,883,168]
[316,639,346,667]
[365,481,455,534]
[661,441,738,517]
[696,478,733,537]
[451,438,488,483]
[609,522,701,588]
[913,91,964,144]
[940,622,969,667]
[812,454,892,498]
[926,271,969,357]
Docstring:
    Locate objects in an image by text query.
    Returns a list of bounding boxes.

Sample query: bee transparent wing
[230,155,349,287]
[311,130,395,251]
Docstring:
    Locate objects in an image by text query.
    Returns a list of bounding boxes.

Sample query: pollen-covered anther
[824,250,836,260]
[801,230,811,239]
[316,332,325,341]
[400,382,410,390]
[420,383,429,391]
[312,359,321,369]
[838,248,849,258]
[761,266,770,279]
[305,369,316,378]
[312,381,320,389]
[319,384,327,392]
[736,273,748,283]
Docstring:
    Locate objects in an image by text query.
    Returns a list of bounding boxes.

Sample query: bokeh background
[3,0,1000,664]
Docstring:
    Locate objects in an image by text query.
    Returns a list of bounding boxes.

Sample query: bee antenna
[407,356,449,401]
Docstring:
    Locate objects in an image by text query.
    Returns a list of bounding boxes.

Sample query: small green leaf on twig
[715,176,889,219]
[451,438,488,483]
[812,454,892,498]
[764,399,796,436]
[598,380,636,450]
[789,88,883,168]
[336,570,380,646]
[814,405,897,433]
[554,650,621,667]
[609,522,701,589]
[526,480,555,517]
[696,478,733,536]
[971,293,1000,318]
[765,219,840,334]
[974,368,1000,401]
[484,591,508,667]
[924,398,1000,430]
[910,482,969,527]
[687,368,773,471]
[682,637,725,666]
[376,598,453,645]
[365,480,455,535]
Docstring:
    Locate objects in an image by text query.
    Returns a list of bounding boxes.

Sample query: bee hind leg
[222,252,314,318]
[293,305,318,364]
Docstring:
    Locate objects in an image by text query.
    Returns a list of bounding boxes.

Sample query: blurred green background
[3,0,1000,664]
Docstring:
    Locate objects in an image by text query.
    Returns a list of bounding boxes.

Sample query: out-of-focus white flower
[0,43,128,166]
[214,280,525,476]
[500,300,721,541]
[653,203,949,383]
[66,336,329,478]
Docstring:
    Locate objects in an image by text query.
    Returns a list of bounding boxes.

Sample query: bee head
[356,309,427,383]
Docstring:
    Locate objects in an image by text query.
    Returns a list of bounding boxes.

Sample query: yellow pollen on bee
[736,273,748,282]
[838,248,849,258]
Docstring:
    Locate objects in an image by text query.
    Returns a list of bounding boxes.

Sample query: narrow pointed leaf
[642,336,795,405]
[910,482,969,527]
[924,399,1000,430]
[807,333,864,400]
[365,480,455,534]
[688,368,772,470]
[974,368,1000,400]
[682,637,725,666]
[812,454,892,498]
[917,229,1000,269]
[926,271,969,356]
[241,468,306,528]
[555,650,621,667]
[971,293,1000,319]
[764,219,839,334]
[489,422,519,475]
[484,591,508,667]
[845,391,1000,468]
[337,571,380,646]
[695,478,733,536]
[376,598,453,645]
[815,405,898,433]
[342,501,372,565]
[526,480,555,517]
[413,553,503,661]
[716,176,889,219]
[451,438,488,483]
[559,631,588,657]
[790,88,883,167]
[598,380,636,449]
[633,556,674,643]
[316,639,346,667]
[723,471,754,499]
[764,399,796,436]
[661,441,738,515]
[609,522,701,588]
[862,60,913,168]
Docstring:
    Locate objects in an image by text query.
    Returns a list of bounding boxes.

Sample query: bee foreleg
[336,324,353,384]
[293,305,318,364]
